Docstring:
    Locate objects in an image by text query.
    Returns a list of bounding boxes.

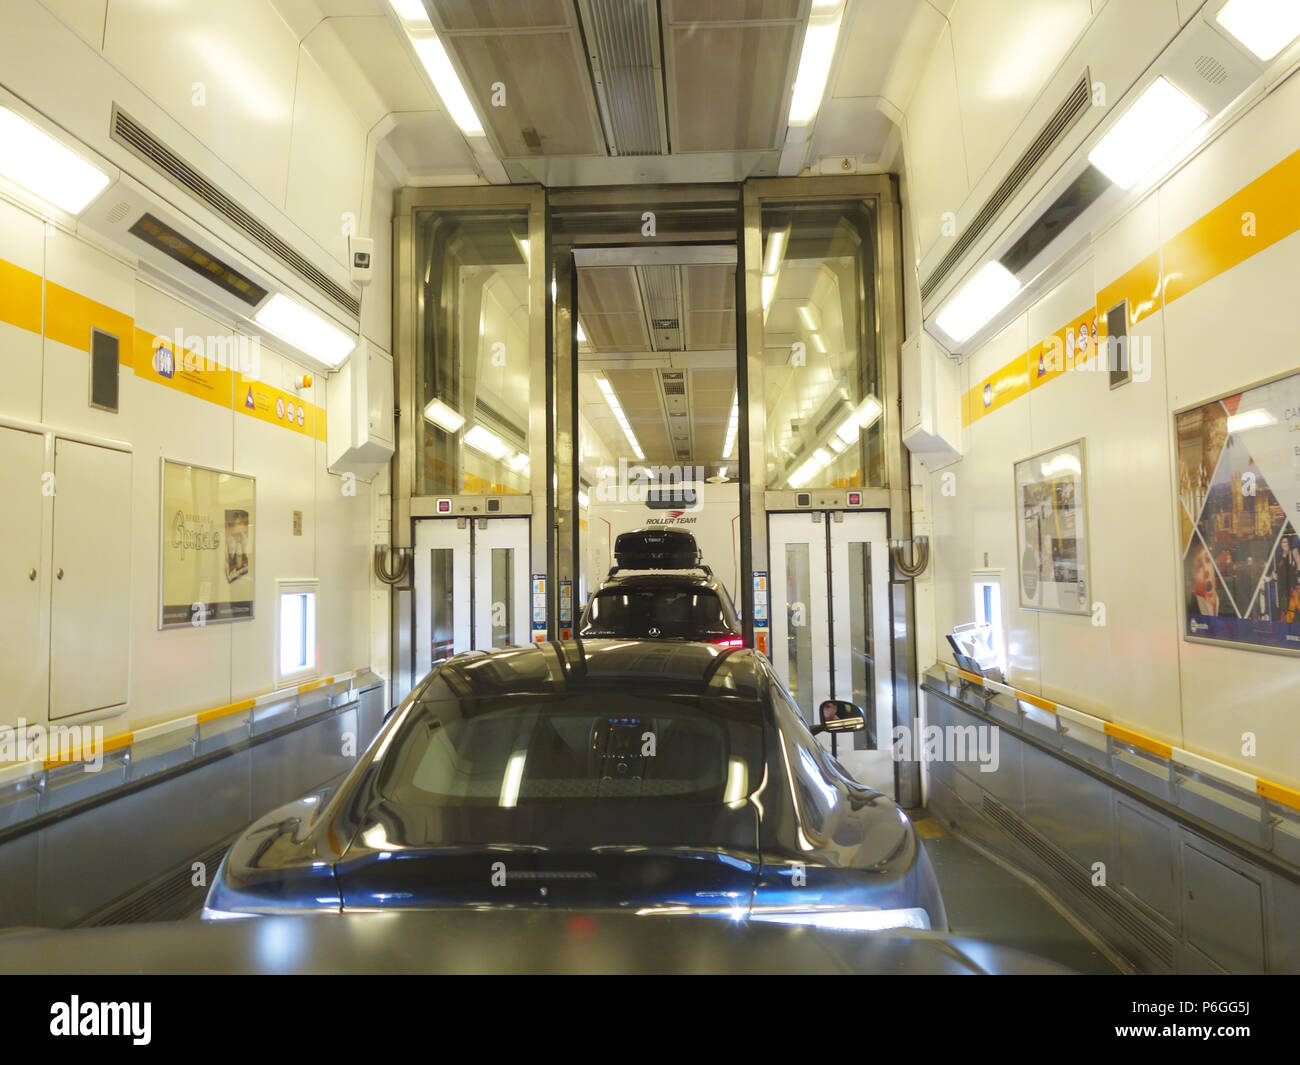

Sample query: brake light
[711,637,745,648]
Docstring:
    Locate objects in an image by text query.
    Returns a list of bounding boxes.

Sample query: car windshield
[585,587,727,634]
[376,691,763,810]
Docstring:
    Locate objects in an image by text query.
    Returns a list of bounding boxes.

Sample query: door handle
[29,569,37,581]
[56,568,64,580]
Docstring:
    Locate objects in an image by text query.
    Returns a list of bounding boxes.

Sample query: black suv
[578,529,744,646]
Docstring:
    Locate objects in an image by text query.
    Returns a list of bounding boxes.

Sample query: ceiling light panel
[0,106,110,215]
[254,294,356,368]
[1087,76,1207,190]
[1216,0,1300,61]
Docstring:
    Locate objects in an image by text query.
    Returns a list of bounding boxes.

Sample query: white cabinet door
[0,425,49,725]
[49,438,132,719]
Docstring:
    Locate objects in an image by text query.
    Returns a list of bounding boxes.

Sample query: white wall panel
[0,201,45,422]
[314,438,371,679]
[103,0,300,210]
[904,23,970,254]
[1158,67,1300,242]
[125,284,236,726]
[361,167,395,352]
[949,0,1092,186]
[1093,191,1161,290]
[284,46,368,265]
[229,411,317,697]
[40,229,134,439]
[39,0,107,48]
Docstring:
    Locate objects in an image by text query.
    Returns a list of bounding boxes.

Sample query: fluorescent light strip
[464,424,511,461]
[723,391,739,459]
[410,34,484,135]
[0,107,110,215]
[387,0,430,25]
[789,3,846,126]
[934,261,1022,344]
[253,293,356,368]
[423,397,465,432]
[1087,76,1206,191]
[1216,0,1300,61]
[597,378,645,461]
[763,229,786,276]
[788,447,834,489]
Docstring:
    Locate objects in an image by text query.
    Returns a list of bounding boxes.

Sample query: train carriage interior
[0,0,1299,1002]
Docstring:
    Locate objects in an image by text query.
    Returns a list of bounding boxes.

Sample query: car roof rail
[604,563,713,580]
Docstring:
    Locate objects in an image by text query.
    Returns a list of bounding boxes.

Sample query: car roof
[597,571,719,591]
[423,638,768,702]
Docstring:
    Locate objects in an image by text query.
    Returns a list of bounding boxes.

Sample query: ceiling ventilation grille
[920,72,1091,305]
[110,105,360,319]
[641,264,682,351]
[580,0,667,156]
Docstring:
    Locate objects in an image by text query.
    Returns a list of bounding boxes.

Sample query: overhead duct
[924,9,1268,356]
[109,105,360,319]
[578,0,668,156]
[920,73,1091,306]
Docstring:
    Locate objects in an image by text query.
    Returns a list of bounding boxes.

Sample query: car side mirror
[813,699,875,748]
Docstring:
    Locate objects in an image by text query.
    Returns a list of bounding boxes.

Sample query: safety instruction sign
[531,573,548,641]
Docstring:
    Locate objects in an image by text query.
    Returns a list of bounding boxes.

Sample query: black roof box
[613,528,700,570]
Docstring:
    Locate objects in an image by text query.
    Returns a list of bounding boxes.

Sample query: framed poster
[1177,369,1300,655]
[1014,439,1090,615]
[159,459,256,628]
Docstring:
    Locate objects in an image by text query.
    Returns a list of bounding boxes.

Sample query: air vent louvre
[981,793,1174,967]
[475,398,527,447]
[110,106,360,319]
[582,0,665,156]
[921,73,1091,305]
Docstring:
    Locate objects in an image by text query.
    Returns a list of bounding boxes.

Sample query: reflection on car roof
[425,639,764,701]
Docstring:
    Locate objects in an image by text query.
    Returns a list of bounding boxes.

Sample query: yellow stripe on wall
[961,142,1300,428]
[132,327,236,409]
[0,265,323,439]
[0,259,42,335]
[43,280,134,354]
[964,352,1030,426]
[1163,148,1300,307]
[235,373,318,440]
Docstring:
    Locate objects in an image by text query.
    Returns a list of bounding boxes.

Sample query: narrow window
[276,580,318,684]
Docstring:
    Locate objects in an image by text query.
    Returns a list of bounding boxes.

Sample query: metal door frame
[768,507,894,795]
[743,175,917,803]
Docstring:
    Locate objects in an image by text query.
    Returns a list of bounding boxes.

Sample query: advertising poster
[1014,439,1090,615]
[1178,371,1300,654]
[160,460,256,627]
